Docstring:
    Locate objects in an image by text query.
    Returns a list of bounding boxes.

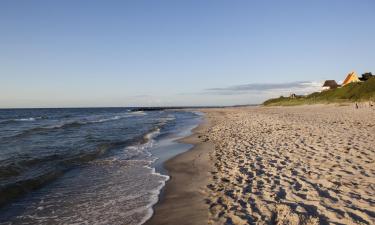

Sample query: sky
[1,0,374,108]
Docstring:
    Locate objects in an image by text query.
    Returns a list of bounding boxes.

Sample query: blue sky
[1,0,374,108]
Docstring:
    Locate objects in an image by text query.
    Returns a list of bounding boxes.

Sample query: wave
[0,110,147,126]
[82,111,145,124]
[130,111,147,116]
[0,111,146,126]
[15,118,36,121]
[5,122,83,139]
[0,167,65,207]
[0,117,38,125]
[122,126,177,225]
[89,113,140,123]
[95,127,165,225]
[120,128,160,161]
[0,126,162,208]
[48,114,139,129]
[0,116,53,125]
[0,153,96,206]
[5,113,147,140]
[138,167,169,225]
[144,127,160,142]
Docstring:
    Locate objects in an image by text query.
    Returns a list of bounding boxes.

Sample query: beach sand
[148,105,375,225]
[145,119,214,225]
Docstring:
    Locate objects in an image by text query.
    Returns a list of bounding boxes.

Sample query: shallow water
[0,108,201,224]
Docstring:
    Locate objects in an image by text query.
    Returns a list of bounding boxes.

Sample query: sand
[145,119,214,225]
[148,104,375,225]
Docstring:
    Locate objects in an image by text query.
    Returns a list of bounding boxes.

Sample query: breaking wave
[0,127,162,208]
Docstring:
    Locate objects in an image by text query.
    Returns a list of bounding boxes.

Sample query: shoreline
[147,105,375,224]
[145,112,213,225]
[0,110,202,224]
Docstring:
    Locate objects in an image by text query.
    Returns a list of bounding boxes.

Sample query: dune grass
[263,77,375,106]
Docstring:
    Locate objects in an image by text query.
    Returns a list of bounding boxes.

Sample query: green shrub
[263,77,375,106]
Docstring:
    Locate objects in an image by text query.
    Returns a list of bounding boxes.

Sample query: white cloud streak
[205,81,323,96]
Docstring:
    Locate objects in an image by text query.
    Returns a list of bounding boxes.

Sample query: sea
[0,108,202,225]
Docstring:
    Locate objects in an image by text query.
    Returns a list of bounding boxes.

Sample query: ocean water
[0,108,201,225]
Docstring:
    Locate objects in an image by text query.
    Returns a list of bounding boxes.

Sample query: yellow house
[342,72,360,86]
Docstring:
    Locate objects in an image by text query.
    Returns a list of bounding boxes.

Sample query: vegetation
[263,77,375,106]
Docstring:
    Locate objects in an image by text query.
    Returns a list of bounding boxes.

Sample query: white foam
[3,111,203,225]
[90,113,134,123]
[14,117,36,121]
[46,113,133,129]
[119,127,173,225]
[135,113,204,225]
[86,111,146,124]
[130,111,147,116]
[137,166,169,225]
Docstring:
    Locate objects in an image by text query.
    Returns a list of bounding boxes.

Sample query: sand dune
[203,105,375,224]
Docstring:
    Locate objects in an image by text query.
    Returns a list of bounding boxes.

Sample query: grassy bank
[263,77,375,106]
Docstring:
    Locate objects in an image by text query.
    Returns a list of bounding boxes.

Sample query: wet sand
[145,118,214,225]
[148,105,375,225]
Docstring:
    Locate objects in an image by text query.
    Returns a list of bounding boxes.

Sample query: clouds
[205,81,323,96]
[172,80,324,106]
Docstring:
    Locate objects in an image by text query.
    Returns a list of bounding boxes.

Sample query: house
[342,72,360,86]
[289,93,303,99]
[322,80,339,90]
[359,72,373,81]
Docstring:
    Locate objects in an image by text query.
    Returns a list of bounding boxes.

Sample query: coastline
[147,105,375,224]
[145,112,213,225]
[0,109,202,224]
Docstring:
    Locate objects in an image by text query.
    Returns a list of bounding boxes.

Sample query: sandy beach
[148,104,375,225]
[146,118,214,225]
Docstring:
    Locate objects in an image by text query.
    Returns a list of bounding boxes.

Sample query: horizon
[0,104,260,110]
[1,0,374,108]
